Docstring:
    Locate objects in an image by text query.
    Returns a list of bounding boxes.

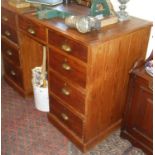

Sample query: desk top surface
[2,0,153,45]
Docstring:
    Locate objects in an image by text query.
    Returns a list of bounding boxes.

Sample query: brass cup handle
[5,31,11,37]
[27,28,36,35]
[61,113,69,121]
[7,50,12,56]
[62,63,71,71]
[11,70,16,76]
[61,87,70,96]
[61,44,71,52]
[2,16,8,22]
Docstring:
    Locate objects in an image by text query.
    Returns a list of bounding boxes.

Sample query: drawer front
[1,8,17,28]
[49,72,85,114]
[2,23,18,44]
[2,39,20,66]
[48,29,87,62]
[4,60,23,88]
[50,96,83,138]
[18,16,46,42]
[49,49,86,88]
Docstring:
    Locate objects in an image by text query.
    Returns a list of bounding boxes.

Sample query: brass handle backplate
[2,16,8,22]
[5,31,11,37]
[10,70,16,76]
[61,87,70,96]
[62,63,71,71]
[7,50,12,56]
[27,28,36,35]
[61,44,71,52]
[61,113,69,121]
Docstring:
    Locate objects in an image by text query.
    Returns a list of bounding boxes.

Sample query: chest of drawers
[121,66,153,154]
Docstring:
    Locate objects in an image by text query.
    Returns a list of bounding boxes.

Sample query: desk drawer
[48,29,87,62]
[49,71,85,114]
[18,15,46,42]
[2,39,20,66]
[1,8,17,28]
[49,49,86,88]
[2,23,18,44]
[50,96,83,138]
[4,60,23,88]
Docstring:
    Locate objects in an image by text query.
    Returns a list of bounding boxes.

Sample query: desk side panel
[84,27,151,147]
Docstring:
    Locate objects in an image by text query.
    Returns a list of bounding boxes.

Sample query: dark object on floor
[1,80,145,155]
[121,64,153,154]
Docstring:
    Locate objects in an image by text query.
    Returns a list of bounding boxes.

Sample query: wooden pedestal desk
[1,1,152,152]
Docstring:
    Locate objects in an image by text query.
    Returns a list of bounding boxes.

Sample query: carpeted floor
[1,80,145,155]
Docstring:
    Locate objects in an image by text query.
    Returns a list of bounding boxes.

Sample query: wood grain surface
[1,0,153,152]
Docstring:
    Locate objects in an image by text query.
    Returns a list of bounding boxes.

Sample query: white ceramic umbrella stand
[32,46,49,112]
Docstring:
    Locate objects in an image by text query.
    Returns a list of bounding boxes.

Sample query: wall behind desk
[111,0,154,58]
